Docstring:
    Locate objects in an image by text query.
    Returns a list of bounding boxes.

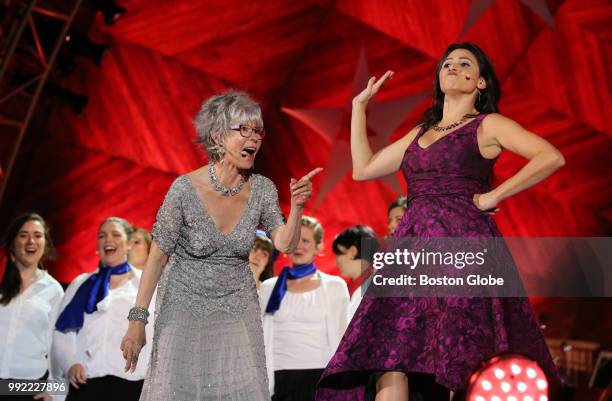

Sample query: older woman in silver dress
[120,90,321,401]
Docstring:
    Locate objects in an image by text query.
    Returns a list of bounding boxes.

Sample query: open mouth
[240,146,257,160]
[103,244,117,256]
[25,246,37,255]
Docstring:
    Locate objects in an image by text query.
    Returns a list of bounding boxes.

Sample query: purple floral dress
[316,114,559,398]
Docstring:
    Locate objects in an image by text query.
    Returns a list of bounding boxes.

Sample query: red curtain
[5,0,610,284]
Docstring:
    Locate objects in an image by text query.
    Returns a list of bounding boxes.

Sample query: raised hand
[353,70,394,107]
[290,167,323,208]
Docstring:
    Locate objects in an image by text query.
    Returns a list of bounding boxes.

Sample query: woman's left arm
[47,284,65,379]
[329,280,350,346]
[477,114,565,210]
[271,168,323,253]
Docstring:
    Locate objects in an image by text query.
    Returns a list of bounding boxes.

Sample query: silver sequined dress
[139,174,284,401]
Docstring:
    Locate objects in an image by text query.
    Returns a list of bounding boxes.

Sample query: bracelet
[127,306,149,324]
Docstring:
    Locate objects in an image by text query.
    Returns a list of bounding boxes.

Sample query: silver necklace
[208,164,244,196]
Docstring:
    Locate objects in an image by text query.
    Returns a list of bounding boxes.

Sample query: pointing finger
[300,167,323,181]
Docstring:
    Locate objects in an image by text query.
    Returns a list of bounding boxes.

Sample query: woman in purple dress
[316,43,564,400]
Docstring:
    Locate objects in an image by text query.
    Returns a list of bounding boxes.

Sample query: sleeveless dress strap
[475,113,489,123]
[409,124,428,149]
[415,124,427,139]
[471,113,490,133]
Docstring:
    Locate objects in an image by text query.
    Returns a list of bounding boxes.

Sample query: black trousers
[272,369,325,401]
[66,375,143,401]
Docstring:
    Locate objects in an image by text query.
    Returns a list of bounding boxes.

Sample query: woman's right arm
[350,71,419,181]
[131,177,183,310]
[51,275,88,387]
[121,244,168,373]
[133,243,168,310]
[121,177,183,372]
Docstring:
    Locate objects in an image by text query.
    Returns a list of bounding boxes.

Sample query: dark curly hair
[419,42,500,131]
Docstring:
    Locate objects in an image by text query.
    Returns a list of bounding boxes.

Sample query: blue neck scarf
[265,262,317,314]
[55,261,132,332]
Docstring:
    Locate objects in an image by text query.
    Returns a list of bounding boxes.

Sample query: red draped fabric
[2,0,610,288]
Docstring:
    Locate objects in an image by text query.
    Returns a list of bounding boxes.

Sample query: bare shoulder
[185,166,208,186]
[482,113,522,130]
[480,113,527,141]
[401,125,421,143]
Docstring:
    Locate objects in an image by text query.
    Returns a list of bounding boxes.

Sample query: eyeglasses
[230,124,266,140]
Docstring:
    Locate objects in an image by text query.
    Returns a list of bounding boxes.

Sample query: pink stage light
[466,354,549,401]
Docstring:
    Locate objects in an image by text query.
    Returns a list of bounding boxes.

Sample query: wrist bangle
[127,306,149,324]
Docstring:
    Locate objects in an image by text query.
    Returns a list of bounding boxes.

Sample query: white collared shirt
[271,284,331,370]
[52,268,154,381]
[348,285,363,322]
[259,271,349,394]
[0,269,64,379]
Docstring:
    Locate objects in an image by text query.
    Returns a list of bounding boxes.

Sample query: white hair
[193,90,263,162]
